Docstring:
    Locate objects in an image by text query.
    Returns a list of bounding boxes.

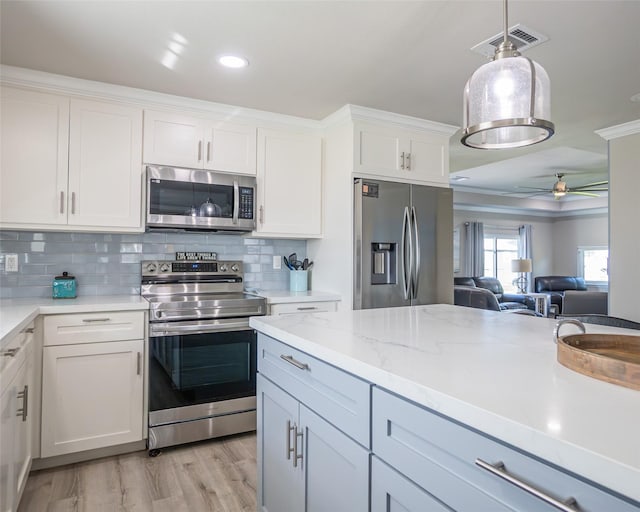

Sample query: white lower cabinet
[0,325,34,512]
[257,374,369,512]
[41,312,145,458]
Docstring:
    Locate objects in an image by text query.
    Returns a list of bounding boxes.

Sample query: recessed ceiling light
[218,55,249,69]
[631,92,640,103]
[451,176,470,182]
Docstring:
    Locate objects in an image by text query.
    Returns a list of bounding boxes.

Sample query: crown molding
[595,119,640,140]
[321,103,459,137]
[0,65,320,130]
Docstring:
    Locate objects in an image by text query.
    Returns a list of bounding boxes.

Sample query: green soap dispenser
[52,271,77,299]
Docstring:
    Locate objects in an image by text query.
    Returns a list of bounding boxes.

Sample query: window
[484,235,519,292]
[578,247,608,283]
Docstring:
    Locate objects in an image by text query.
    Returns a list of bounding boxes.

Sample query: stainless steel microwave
[146,166,256,232]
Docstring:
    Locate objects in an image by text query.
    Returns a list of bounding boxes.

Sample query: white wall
[453,210,555,278]
[608,130,640,322]
[552,213,608,276]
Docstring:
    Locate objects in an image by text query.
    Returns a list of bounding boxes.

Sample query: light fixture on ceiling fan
[513,173,609,200]
[461,0,554,149]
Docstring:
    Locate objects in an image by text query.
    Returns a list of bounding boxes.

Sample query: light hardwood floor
[18,433,257,512]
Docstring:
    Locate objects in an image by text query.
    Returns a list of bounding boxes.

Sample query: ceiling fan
[514,173,609,200]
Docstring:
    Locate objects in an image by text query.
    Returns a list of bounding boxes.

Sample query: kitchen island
[250,304,640,511]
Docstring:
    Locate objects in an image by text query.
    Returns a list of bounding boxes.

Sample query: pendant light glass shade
[461,0,554,149]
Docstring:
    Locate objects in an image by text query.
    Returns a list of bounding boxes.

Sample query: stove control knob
[159,263,171,273]
[145,263,157,273]
[219,264,228,272]
[231,264,239,272]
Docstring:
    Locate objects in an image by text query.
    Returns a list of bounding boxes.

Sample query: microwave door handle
[232,180,239,224]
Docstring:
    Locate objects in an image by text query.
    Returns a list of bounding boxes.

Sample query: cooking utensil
[302,258,309,270]
[283,256,294,270]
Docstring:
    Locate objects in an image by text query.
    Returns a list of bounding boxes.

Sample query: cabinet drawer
[258,334,370,447]
[373,387,638,512]
[44,311,144,346]
[268,301,338,316]
[371,456,452,512]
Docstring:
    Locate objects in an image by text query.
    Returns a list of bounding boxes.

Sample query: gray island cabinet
[251,305,640,512]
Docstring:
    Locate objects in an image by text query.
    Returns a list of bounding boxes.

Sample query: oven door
[148,320,257,428]
[146,165,255,231]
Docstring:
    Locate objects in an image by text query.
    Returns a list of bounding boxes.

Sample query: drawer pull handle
[82,318,111,323]
[280,354,309,371]
[296,307,318,311]
[22,327,34,334]
[2,348,19,357]
[475,459,578,512]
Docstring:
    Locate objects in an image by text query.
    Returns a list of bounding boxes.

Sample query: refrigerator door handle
[411,206,420,299]
[401,206,412,300]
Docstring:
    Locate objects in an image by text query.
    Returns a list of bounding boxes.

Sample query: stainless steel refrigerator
[354,178,453,309]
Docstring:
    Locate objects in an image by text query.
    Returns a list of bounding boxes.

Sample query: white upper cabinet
[0,86,144,232]
[255,128,322,238]
[143,110,257,175]
[354,121,450,185]
[0,87,70,227]
[68,99,143,229]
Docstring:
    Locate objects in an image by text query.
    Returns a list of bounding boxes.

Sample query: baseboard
[30,439,147,471]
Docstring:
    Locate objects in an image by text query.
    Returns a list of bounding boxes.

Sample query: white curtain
[463,221,484,277]
[518,224,533,292]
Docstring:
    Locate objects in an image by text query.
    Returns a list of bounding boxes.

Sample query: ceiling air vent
[471,24,549,59]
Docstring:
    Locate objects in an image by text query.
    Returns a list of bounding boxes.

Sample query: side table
[526,293,552,317]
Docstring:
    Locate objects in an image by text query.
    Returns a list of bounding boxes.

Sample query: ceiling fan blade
[514,186,551,191]
[568,191,600,197]
[574,181,608,188]
[572,187,608,192]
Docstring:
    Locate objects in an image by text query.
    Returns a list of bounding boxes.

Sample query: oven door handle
[149,318,252,336]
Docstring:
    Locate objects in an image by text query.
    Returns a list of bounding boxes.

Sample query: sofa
[453,285,538,316]
[454,277,532,311]
[534,276,587,314]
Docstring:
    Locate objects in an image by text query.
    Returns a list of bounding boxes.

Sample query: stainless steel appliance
[354,178,453,309]
[141,259,266,451]
[146,165,256,232]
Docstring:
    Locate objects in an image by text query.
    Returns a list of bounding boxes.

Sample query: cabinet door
[354,121,404,177]
[13,335,33,505]
[256,128,322,237]
[301,405,369,512]
[68,99,143,229]
[0,87,69,227]
[0,373,16,512]
[143,109,205,168]
[405,131,448,185]
[41,339,144,457]
[372,456,453,512]
[257,374,304,512]
[204,122,256,175]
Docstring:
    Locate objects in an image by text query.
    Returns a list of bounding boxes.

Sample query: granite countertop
[246,288,341,305]
[0,296,149,347]
[249,304,640,502]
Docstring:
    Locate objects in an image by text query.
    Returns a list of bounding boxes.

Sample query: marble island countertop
[249,304,640,502]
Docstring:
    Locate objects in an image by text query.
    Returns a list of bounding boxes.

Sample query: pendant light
[461,0,554,149]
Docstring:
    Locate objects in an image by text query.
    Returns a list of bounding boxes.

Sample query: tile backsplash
[0,231,305,298]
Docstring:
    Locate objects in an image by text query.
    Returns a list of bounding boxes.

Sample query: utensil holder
[289,270,309,292]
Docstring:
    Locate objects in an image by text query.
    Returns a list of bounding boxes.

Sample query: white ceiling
[2,1,639,209]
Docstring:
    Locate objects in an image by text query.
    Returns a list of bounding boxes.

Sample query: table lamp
[511,258,532,294]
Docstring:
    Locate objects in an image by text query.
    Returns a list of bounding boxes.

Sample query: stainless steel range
[141,259,266,452]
